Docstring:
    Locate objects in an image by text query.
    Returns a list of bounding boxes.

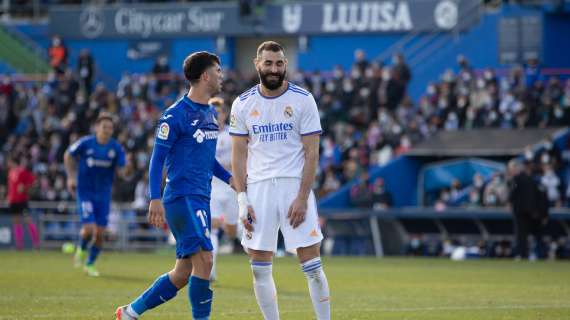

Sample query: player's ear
[201,70,209,83]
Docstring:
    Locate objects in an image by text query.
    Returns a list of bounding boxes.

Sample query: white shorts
[241,177,323,253]
[210,178,239,225]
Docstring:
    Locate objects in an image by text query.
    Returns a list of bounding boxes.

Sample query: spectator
[350,170,373,208]
[5,156,39,250]
[483,173,508,207]
[392,53,411,87]
[541,164,561,207]
[77,49,95,96]
[48,35,68,74]
[449,179,462,204]
[508,160,549,260]
[353,49,369,75]
[319,165,341,197]
[371,177,392,209]
[152,55,171,93]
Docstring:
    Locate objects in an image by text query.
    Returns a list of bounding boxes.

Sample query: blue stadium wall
[10,5,570,96]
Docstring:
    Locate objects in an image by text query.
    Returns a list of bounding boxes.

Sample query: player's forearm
[63,152,77,179]
[298,148,319,201]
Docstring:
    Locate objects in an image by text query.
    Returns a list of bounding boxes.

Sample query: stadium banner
[49,0,478,39]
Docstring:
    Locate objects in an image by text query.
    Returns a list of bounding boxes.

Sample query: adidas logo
[310,229,319,237]
[249,109,260,117]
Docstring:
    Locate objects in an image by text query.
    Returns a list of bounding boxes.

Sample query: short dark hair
[256,41,284,58]
[183,51,220,84]
[95,112,114,125]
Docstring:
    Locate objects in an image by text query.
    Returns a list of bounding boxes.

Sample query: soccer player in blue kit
[115,51,232,320]
[64,112,129,277]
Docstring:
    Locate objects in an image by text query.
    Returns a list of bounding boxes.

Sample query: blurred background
[0,0,569,260]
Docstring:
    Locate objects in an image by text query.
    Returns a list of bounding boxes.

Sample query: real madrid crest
[284,106,293,118]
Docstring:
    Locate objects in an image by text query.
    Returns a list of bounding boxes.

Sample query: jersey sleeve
[229,98,248,136]
[68,137,87,158]
[115,143,126,168]
[154,111,179,149]
[300,95,322,136]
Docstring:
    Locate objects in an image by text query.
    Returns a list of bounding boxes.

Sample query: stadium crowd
[1,48,570,209]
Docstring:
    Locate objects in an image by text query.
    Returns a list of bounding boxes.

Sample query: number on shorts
[81,201,93,218]
[196,210,207,228]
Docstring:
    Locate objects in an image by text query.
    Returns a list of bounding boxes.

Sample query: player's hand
[229,177,237,191]
[66,178,77,197]
[288,196,308,229]
[148,199,166,228]
[237,192,256,232]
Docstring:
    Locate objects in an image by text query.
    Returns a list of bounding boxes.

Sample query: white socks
[251,261,279,320]
[210,228,219,280]
[301,257,330,320]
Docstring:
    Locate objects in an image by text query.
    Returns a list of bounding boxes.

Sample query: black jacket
[509,172,549,219]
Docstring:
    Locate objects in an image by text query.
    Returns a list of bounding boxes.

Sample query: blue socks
[189,276,212,320]
[131,274,179,315]
[86,245,101,265]
[79,237,89,251]
[128,274,212,319]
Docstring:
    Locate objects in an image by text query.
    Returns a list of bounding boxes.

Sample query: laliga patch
[230,114,237,128]
[157,122,170,140]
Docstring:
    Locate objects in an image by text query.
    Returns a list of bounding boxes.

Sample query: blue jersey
[154,96,220,203]
[68,135,126,202]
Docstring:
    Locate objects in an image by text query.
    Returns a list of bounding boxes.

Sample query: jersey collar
[182,95,210,110]
[257,82,290,100]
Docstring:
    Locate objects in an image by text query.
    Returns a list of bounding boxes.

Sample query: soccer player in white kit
[230,41,331,320]
[208,97,239,281]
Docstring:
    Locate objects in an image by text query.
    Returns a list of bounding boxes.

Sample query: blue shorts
[77,197,110,227]
[164,195,213,259]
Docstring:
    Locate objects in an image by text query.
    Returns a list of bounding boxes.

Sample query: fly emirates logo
[252,122,294,142]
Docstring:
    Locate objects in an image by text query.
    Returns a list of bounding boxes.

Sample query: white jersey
[212,125,232,186]
[216,126,232,170]
[229,83,322,184]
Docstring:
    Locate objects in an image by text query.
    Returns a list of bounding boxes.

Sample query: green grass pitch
[1,251,569,319]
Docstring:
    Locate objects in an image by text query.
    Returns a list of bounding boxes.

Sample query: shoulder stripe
[289,87,310,96]
[289,83,310,95]
[239,86,258,101]
[239,85,257,97]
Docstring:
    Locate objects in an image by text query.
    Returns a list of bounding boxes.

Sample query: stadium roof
[406,128,566,157]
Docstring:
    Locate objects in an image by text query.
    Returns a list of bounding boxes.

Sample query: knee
[170,269,191,288]
[94,228,105,242]
[192,251,213,275]
[81,226,94,237]
[201,253,214,270]
[297,244,321,263]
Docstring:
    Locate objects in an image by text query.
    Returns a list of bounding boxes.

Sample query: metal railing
[19,201,171,251]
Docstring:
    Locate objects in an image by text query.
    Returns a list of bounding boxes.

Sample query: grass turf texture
[0,251,569,319]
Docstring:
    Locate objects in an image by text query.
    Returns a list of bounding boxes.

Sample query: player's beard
[258,69,286,91]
